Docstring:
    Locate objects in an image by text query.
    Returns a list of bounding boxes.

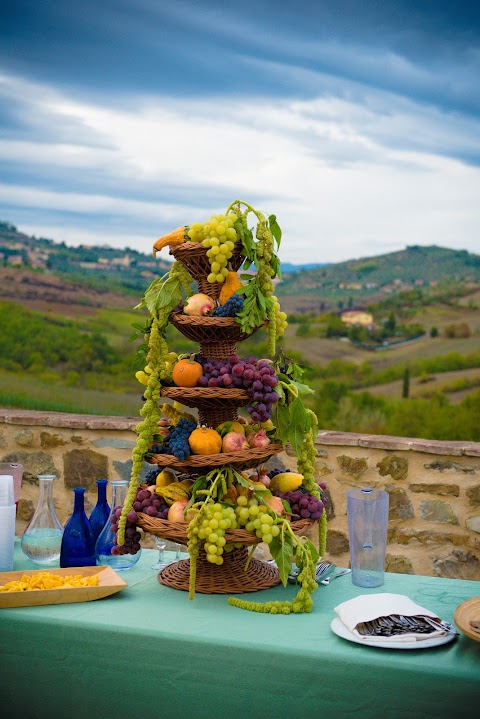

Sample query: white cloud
[1,70,479,263]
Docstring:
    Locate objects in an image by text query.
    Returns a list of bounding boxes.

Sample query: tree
[402,367,410,399]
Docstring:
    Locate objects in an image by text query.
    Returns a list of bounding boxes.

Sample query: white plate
[330,617,457,650]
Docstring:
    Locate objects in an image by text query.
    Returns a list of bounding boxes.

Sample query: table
[1,540,479,719]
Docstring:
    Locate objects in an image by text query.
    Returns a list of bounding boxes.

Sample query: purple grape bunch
[197,354,279,423]
[111,486,169,556]
[276,490,325,521]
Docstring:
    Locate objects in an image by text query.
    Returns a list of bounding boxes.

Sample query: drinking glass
[151,537,181,570]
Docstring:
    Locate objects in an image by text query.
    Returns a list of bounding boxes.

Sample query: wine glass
[151,537,167,569]
[151,538,181,569]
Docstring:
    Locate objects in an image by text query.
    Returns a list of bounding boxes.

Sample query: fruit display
[119,199,327,614]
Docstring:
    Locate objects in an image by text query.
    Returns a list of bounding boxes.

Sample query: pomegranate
[247,430,271,449]
[183,293,215,317]
[222,431,249,453]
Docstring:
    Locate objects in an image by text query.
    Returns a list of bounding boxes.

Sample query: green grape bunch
[187,212,239,284]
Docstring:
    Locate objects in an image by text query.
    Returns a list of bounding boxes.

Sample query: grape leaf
[289,380,314,396]
[268,214,282,248]
[272,403,291,446]
[269,533,293,586]
[287,396,312,454]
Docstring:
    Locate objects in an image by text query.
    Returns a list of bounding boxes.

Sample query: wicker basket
[157,546,281,594]
[160,386,250,426]
[170,242,245,301]
[147,443,284,471]
[137,513,314,547]
[170,314,263,345]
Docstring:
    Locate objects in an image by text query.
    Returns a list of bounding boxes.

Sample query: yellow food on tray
[0,572,100,592]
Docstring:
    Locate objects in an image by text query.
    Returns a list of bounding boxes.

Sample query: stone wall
[1,409,480,578]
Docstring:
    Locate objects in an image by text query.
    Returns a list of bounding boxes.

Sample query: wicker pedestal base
[157,546,281,594]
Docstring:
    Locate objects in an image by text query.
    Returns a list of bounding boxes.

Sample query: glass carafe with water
[347,487,389,588]
[21,474,64,565]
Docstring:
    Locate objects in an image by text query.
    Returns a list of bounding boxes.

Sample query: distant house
[340,311,374,328]
[7,254,24,266]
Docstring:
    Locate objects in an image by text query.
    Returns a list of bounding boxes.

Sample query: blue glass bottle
[60,487,96,567]
[89,479,111,543]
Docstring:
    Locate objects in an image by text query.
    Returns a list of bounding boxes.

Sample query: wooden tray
[454,596,480,642]
[0,566,127,608]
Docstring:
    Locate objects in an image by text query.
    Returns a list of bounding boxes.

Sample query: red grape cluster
[197,354,279,422]
[276,490,325,521]
[113,487,169,555]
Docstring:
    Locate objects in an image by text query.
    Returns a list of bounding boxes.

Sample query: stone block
[396,528,469,546]
[0,430,6,449]
[315,461,333,476]
[326,529,349,556]
[385,485,415,519]
[15,428,34,446]
[432,548,480,580]
[323,487,335,521]
[466,485,480,507]
[466,516,480,533]
[1,450,57,484]
[377,455,408,481]
[409,483,459,496]
[385,554,414,574]
[337,455,368,479]
[92,438,136,449]
[424,460,478,474]
[40,432,66,449]
[420,500,458,525]
[16,498,34,522]
[63,449,108,490]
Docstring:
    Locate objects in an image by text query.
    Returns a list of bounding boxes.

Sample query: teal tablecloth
[1,540,479,719]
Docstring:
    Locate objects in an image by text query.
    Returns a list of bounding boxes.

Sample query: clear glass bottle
[89,479,111,543]
[21,474,64,565]
[95,479,141,571]
[60,487,96,567]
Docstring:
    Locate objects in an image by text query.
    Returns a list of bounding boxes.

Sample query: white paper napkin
[334,593,448,643]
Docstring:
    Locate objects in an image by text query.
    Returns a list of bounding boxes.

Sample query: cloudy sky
[1,1,479,264]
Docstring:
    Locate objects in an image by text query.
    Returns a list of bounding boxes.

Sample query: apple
[167,499,195,523]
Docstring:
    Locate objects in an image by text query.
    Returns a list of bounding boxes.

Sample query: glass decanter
[89,479,111,543]
[21,474,64,565]
[95,479,142,571]
[60,487,96,567]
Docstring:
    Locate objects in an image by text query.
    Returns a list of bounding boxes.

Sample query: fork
[320,568,351,585]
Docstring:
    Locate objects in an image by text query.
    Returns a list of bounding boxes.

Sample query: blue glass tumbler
[60,487,96,567]
[89,479,111,542]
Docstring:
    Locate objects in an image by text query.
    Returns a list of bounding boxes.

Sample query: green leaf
[268,214,282,248]
[286,396,311,454]
[269,533,293,586]
[290,380,315,396]
[272,403,291,446]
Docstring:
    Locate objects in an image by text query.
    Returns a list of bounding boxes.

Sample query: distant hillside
[0,221,172,297]
[2,222,480,316]
[281,261,330,273]
[276,245,480,313]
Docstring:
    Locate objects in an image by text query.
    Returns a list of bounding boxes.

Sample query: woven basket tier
[169,314,263,347]
[170,242,245,301]
[160,386,249,409]
[147,442,284,471]
[157,546,281,594]
[160,386,250,426]
[137,513,314,546]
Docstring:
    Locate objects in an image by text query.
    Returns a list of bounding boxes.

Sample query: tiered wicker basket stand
[136,243,287,593]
